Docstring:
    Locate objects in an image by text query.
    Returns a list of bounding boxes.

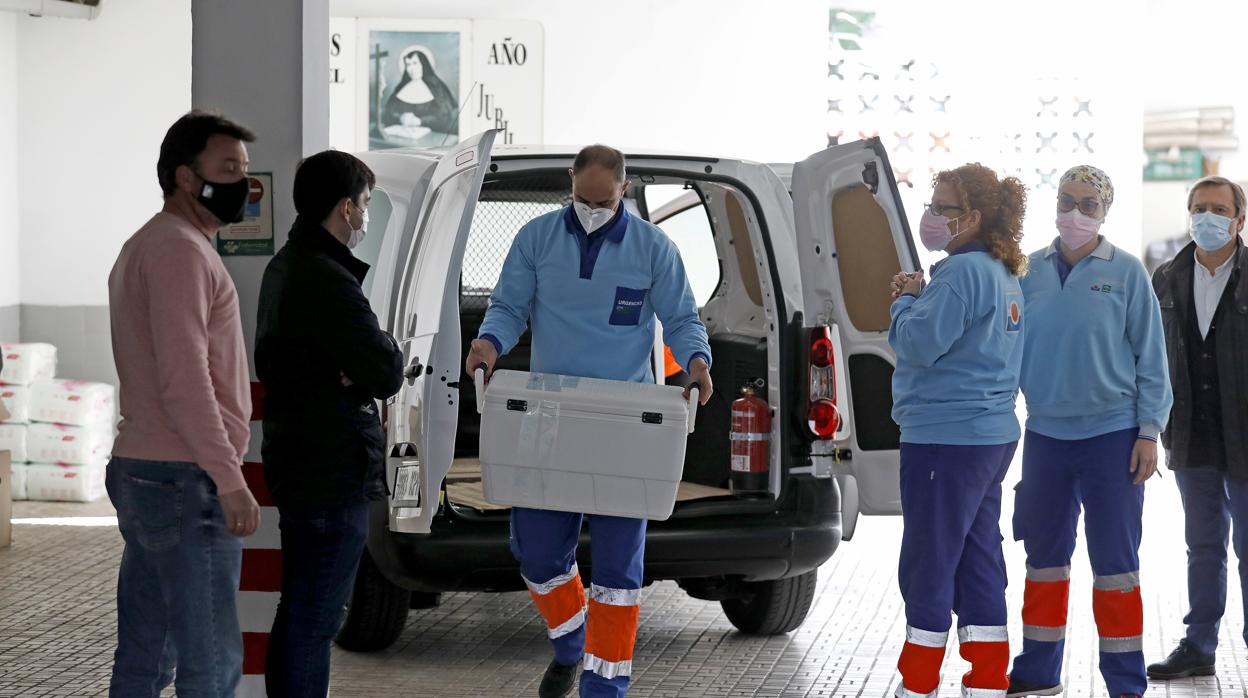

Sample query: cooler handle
[686,382,700,434]
[474,363,487,415]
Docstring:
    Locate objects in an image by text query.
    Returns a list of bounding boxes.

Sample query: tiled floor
[1,472,1245,697]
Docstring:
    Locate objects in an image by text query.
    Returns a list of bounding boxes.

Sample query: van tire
[720,570,817,635]
[335,551,411,652]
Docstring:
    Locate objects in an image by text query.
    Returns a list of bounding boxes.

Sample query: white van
[335,130,919,651]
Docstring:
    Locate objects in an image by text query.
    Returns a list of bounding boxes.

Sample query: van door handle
[405,356,424,385]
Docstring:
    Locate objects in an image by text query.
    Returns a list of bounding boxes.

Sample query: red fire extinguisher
[730,381,770,493]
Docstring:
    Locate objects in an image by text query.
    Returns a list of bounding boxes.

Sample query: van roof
[371,143,723,164]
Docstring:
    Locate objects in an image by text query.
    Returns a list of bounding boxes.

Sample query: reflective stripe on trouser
[1009,429,1146,697]
[958,625,1009,695]
[523,564,588,640]
[584,584,641,680]
[895,626,947,698]
[1021,565,1071,643]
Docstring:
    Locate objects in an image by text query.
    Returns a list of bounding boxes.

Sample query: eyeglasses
[924,202,965,217]
[1058,194,1101,216]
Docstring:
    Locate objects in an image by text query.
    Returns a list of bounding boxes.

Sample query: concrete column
[192,0,330,360]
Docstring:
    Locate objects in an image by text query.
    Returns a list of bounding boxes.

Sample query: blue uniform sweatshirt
[479,205,711,383]
[1019,237,1173,440]
[889,243,1024,445]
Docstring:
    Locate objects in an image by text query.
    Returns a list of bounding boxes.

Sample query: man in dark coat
[255,150,404,697]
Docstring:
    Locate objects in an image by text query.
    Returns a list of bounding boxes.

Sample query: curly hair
[934,164,1029,276]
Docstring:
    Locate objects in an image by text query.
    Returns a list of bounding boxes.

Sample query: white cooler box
[478,370,698,521]
[11,463,26,501]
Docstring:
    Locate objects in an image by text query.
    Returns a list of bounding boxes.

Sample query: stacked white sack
[0,385,31,424]
[0,423,27,462]
[0,343,57,386]
[28,380,115,427]
[25,460,107,503]
[27,422,114,465]
[10,463,27,500]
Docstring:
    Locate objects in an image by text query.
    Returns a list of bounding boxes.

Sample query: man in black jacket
[255,150,404,697]
[1148,176,1248,681]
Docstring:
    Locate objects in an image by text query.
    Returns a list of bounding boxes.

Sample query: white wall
[0,12,18,310]
[16,0,192,306]
[330,0,827,164]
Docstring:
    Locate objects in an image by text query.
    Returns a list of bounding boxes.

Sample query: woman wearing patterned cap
[1006,166,1173,698]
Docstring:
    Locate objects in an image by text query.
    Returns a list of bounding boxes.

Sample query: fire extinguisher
[730,380,770,494]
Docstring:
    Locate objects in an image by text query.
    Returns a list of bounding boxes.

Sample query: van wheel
[720,570,817,635]
[335,551,411,652]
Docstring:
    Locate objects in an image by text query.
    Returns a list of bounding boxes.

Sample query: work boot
[1147,639,1216,679]
[1006,676,1062,697]
[538,658,578,698]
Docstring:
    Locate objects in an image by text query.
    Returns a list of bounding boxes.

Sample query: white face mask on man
[347,206,369,249]
[573,201,616,233]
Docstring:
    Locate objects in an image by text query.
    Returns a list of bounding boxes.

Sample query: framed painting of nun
[356,19,473,150]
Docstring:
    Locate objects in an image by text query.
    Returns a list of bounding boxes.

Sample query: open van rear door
[385,130,498,534]
[791,138,918,538]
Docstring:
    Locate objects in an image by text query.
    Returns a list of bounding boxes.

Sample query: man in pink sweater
[106,111,261,698]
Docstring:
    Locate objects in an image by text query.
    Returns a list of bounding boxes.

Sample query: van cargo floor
[445,458,734,513]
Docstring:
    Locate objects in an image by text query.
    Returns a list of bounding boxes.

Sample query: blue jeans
[1175,468,1248,656]
[106,457,244,698]
[265,501,370,698]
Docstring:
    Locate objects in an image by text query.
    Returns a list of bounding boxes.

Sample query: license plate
[393,463,422,508]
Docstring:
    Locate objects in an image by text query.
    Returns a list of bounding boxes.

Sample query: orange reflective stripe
[1093,586,1143,638]
[897,641,946,695]
[663,346,681,378]
[585,598,640,663]
[529,573,586,633]
[1022,579,1069,628]
[959,641,1010,690]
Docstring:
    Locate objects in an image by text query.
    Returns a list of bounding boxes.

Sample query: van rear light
[807,399,840,439]
[806,326,840,440]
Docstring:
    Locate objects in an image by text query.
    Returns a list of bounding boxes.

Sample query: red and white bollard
[236,382,280,698]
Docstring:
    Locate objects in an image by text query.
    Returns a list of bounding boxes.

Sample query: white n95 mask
[348,208,369,249]
[574,201,615,233]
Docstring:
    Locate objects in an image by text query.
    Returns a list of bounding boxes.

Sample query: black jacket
[256,220,404,510]
[1152,239,1248,477]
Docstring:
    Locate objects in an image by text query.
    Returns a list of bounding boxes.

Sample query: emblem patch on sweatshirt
[1005,292,1022,333]
[1090,282,1114,293]
[609,286,648,326]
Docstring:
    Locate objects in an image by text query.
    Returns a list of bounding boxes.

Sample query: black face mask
[195,172,249,225]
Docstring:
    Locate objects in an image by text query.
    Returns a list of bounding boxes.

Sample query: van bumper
[366,475,842,593]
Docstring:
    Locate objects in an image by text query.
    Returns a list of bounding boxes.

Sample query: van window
[461,182,566,311]
[644,184,720,307]
[355,187,393,297]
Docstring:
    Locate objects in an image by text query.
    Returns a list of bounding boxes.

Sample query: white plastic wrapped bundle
[27,423,114,465]
[10,463,27,501]
[29,380,115,427]
[25,460,107,502]
[0,423,27,462]
[0,385,30,424]
[0,343,57,385]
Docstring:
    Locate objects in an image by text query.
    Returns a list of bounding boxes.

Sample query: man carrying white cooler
[466,144,713,698]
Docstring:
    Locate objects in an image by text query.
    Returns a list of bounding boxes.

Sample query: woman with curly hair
[1006,166,1171,698]
[888,163,1028,698]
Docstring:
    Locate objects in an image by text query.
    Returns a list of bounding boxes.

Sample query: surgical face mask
[348,207,369,249]
[195,171,249,225]
[1055,208,1102,250]
[919,209,965,252]
[573,201,616,233]
[1190,211,1235,252]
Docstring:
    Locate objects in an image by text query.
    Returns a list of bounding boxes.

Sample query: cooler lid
[484,370,688,423]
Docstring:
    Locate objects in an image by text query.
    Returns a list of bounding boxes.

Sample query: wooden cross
[371,43,389,137]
